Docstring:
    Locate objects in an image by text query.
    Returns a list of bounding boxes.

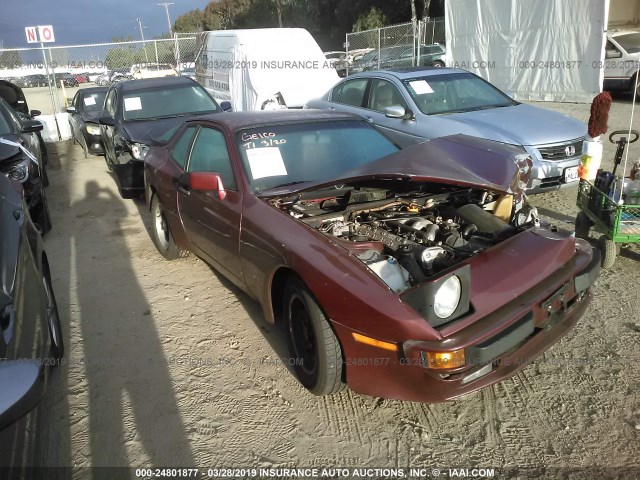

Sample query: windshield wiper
[256,180,312,194]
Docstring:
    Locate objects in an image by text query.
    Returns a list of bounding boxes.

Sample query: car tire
[39,136,49,166]
[82,137,89,159]
[34,189,53,236]
[575,212,592,239]
[598,235,617,269]
[431,61,445,67]
[284,277,345,396]
[104,150,113,171]
[150,194,188,260]
[42,262,64,359]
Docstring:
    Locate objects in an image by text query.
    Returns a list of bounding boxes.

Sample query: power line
[136,18,149,63]
[158,3,175,37]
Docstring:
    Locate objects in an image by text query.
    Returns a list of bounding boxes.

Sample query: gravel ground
[0,93,639,479]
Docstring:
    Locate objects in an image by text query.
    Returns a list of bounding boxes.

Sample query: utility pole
[158,3,175,37]
[136,18,149,63]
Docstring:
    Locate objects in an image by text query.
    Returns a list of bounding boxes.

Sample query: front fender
[239,195,440,343]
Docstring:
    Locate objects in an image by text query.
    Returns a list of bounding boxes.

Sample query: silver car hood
[437,103,586,147]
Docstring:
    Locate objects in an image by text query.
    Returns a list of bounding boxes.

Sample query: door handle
[176,173,190,195]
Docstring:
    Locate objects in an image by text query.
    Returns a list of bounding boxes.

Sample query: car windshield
[361,50,378,62]
[403,72,516,115]
[80,91,107,112]
[236,120,399,194]
[615,33,640,53]
[122,84,218,121]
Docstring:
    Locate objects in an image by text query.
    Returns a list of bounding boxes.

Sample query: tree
[203,0,250,30]
[0,50,23,69]
[174,9,205,33]
[422,0,431,19]
[410,0,417,26]
[272,0,296,28]
[105,47,143,70]
[352,6,388,32]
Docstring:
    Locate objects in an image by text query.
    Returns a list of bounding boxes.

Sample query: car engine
[275,184,539,293]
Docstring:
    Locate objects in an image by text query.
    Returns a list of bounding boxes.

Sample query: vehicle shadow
[206,266,298,381]
[535,206,576,227]
[8,140,195,478]
[128,190,296,381]
[70,179,195,475]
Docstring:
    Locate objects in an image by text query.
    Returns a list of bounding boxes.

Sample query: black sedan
[0,173,63,431]
[0,79,49,170]
[67,87,108,158]
[0,97,52,234]
[99,76,223,198]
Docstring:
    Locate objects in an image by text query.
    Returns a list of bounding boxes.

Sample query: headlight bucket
[400,264,471,327]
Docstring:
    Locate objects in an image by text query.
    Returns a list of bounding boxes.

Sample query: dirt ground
[1,94,639,479]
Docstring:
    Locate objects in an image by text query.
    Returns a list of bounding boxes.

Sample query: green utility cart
[575,130,640,268]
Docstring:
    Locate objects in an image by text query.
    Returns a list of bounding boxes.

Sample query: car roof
[185,110,360,131]
[350,66,464,79]
[609,29,640,38]
[77,86,109,95]
[116,76,195,93]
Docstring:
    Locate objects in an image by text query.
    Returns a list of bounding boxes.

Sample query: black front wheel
[150,194,188,260]
[34,189,52,235]
[284,277,345,396]
[42,263,64,359]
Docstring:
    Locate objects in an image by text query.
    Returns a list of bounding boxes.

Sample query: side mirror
[606,49,622,59]
[190,172,226,200]
[99,116,115,127]
[220,101,232,112]
[30,110,41,117]
[0,361,45,431]
[21,120,43,133]
[385,105,410,119]
[66,106,76,114]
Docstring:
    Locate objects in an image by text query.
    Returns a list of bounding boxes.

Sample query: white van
[195,28,340,111]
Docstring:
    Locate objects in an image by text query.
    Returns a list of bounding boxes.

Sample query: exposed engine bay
[272,182,540,293]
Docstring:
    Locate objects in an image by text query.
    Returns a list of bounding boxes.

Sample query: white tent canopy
[445,0,613,102]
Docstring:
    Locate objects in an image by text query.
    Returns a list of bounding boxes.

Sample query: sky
[0,0,209,48]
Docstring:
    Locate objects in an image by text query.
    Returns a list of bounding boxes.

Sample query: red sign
[39,26,55,43]
[24,25,55,43]
[25,26,38,44]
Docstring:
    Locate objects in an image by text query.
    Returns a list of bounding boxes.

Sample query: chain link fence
[0,36,197,116]
[343,18,445,77]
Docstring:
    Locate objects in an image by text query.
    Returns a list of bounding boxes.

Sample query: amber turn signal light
[352,333,399,352]
[422,349,466,369]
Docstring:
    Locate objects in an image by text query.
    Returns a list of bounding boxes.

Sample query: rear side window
[332,79,368,107]
[171,126,197,169]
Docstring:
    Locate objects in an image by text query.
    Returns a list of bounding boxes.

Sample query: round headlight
[434,275,461,319]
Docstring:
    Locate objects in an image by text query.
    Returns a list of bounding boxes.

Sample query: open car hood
[0,80,29,115]
[263,134,532,198]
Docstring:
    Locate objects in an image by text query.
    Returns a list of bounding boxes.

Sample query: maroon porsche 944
[143,110,599,403]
